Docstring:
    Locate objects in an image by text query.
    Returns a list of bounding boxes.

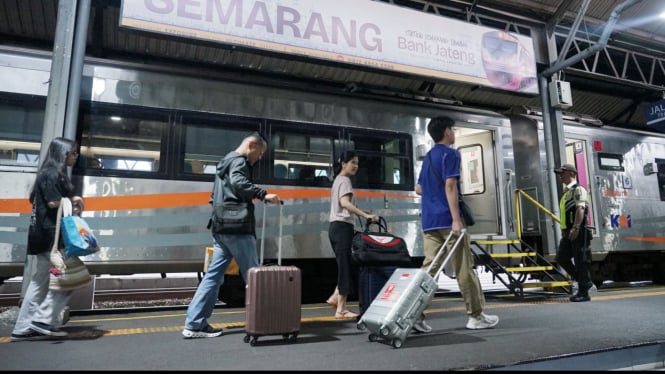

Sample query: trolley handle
[259,199,284,266]
[425,229,467,275]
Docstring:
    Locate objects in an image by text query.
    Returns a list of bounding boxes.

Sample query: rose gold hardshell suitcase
[244,202,301,346]
[356,229,467,348]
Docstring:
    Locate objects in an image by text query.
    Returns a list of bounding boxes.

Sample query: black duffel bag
[351,217,413,267]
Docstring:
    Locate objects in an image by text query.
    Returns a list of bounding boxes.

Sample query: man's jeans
[184,234,259,331]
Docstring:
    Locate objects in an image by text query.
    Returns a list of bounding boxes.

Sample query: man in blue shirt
[414,116,499,332]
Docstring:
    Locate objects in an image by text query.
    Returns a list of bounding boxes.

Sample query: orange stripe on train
[0,193,211,214]
[0,189,417,213]
[625,237,665,243]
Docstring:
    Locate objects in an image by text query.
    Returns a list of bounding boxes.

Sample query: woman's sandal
[335,310,359,320]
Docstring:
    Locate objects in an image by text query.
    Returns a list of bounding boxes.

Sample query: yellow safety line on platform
[2,289,665,343]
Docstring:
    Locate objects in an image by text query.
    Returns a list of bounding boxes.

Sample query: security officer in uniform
[554,163,593,302]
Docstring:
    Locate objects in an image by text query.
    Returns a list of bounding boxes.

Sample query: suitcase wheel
[368,333,379,342]
[243,333,298,345]
[357,322,366,331]
[243,334,259,346]
[391,339,403,349]
[250,336,259,346]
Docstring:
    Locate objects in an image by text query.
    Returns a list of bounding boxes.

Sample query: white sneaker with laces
[412,319,433,333]
[182,325,223,339]
[466,312,499,330]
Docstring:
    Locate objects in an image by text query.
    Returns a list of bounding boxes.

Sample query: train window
[271,130,333,183]
[0,94,45,167]
[459,144,485,195]
[598,152,624,172]
[78,107,167,173]
[182,123,256,175]
[348,131,412,190]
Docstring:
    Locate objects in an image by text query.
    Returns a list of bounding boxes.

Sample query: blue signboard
[646,99,665,132]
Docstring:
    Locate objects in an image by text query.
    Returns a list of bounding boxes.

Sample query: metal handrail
[514,189,560,240]
[466,189,573,297]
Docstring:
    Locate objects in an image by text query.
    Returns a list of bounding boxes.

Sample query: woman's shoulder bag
[49,198,92,291]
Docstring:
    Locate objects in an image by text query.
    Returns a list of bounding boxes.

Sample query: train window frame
[458,143,486,195]
[344,128,413,191]
[597,152,625,172]
[74,103,170,179]
[0,93,46,168]
[267,121,338,186]
[177,113,263,182]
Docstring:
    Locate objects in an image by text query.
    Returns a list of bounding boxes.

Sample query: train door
[563,138,595,229]
[456,128,500,234]
[657,158,665,202]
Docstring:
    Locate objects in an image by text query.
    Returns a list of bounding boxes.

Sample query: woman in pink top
[326,150,379,319]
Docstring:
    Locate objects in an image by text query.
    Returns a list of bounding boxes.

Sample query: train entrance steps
[470,239,573,297]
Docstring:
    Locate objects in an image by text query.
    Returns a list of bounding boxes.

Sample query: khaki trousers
[421,229,485,317]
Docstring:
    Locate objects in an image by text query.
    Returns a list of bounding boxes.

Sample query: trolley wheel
[368,333,379,342]
[288,333,298,343]
[357,322,366,330]
[391,339,403,349]
[250,337,258,346]
[243,335,250,343]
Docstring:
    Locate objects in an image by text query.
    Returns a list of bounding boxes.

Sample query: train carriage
[510,109,665,285]
[1,47,665,302]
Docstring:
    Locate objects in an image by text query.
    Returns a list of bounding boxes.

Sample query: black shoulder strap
[563,184,577,199]
[566,183,589,226]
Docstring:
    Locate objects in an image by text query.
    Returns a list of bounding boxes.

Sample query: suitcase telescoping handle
[425,229,467,276]
[260,199,284,266]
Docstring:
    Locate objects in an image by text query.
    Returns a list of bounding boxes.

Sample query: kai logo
[610,214,632,228]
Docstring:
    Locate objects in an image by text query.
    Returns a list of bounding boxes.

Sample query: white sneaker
[182,325,223,339]
[466,312,499,330]
[29,321,68,337]
[412,319,433,333]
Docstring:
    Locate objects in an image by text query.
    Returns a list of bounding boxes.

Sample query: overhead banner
[120,0,538,94]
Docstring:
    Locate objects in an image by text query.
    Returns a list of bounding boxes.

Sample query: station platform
[1,276,664,371]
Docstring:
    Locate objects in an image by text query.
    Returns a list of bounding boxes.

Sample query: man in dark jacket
[182,132,280,339]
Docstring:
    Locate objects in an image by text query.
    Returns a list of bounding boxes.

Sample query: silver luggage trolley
[356,229,467,348]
